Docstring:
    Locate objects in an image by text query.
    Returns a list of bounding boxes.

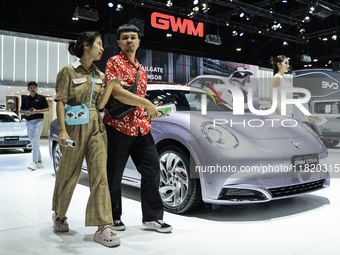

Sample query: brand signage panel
[151,12,204,37]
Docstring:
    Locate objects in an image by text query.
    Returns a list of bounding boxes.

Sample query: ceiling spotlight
[258,30,262,34]
[72,17,79,21]
[232,31,238,36]
[271,23,281,30]
[282,0,288,3]
[299,28,306,33]
[323,37,328,41]
[239,32,244,36]
[302,16,310,22]
[116,4,123,11]
[192,6,199,13]
[309,6,315,13]
[188,11,195,18]
[166,33,172,37]
[313,59,318,62]
[332,35,337,40]
[193,0,199,5]
[283,41,289,46]
[166,0,173,7]
[202,2,209,13]
[108,2,114,8]
[328,60,332,64]
[226,21,230,26]
[240,12,245,18]
[236,48,241,51]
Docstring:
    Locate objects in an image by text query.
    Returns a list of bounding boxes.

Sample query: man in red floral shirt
[104,24,172,233]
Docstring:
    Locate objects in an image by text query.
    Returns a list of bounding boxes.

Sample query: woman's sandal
[94,225,120,247]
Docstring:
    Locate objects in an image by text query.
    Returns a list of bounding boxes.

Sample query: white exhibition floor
[0,139,340,255]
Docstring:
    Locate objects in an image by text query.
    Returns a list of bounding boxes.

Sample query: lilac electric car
[49,83,330,214]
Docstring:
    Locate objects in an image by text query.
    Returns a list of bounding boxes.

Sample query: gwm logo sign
[151,12,204,37]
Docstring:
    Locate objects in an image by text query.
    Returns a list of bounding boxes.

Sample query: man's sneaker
[94,225,120,247]
[52,212,69,232]
[36,162,44,168]
[27,162,37,170]
[142,220,173,233]
[111,220,126,231]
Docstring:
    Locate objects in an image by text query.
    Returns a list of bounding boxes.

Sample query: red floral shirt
[103,51,151,136]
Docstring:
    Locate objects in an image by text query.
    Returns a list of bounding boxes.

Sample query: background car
[49,83,330,214]
[307,98,340,148]
[0,110,32,152]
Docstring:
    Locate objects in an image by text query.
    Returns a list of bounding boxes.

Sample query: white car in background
[0,110,32,152]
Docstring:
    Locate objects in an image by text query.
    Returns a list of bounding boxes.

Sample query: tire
[52,142,62,175]
[158,146,202,214]
[322,140,340,148]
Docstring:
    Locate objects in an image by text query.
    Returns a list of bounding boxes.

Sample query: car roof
[147,83,204,92]
[311,99,340,103]
[0,109,18,116]
[190,75,228,80]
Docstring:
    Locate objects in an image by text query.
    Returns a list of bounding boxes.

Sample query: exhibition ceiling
[1,0,340,70]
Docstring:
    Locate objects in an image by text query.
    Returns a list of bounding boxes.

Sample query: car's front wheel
[158,146,202,214]
[52,142,62,175]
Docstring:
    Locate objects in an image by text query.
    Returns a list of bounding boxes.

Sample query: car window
[314,102,339,114]
[0,114,20,122]
[145,90,231,112]
[186,92,232,111]
[146,90,190,111]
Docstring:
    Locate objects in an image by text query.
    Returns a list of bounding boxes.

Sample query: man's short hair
[117,24,141,40]
[7,99,15,104]
[28,81,37,87]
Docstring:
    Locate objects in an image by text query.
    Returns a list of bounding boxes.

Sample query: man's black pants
[105,124,164,222]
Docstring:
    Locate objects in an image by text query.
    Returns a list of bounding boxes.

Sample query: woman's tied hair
[68,31,101,58]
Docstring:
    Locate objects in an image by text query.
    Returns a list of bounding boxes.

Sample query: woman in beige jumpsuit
[52,31,122,247]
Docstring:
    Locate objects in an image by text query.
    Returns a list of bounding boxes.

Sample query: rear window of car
[0,114,21,122]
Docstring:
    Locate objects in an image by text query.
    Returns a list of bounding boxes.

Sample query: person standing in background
[20,81,49,170]
[269,55,293,117]
[7,99,18,115]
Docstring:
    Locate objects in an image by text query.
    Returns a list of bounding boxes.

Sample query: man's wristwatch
[37,110,39,114]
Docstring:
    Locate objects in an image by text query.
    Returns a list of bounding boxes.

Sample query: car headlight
[201,121,239,149]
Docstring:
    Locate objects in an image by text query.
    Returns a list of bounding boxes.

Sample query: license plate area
[4,136,19,141]
[291,153,319,171]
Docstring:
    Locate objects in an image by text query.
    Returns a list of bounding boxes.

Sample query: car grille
[269,179,325,198]
[0,141,30,147]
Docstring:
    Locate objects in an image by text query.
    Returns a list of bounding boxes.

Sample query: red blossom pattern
[103,52,151,136]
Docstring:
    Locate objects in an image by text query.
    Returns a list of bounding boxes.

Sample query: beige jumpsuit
[52,61,113,226]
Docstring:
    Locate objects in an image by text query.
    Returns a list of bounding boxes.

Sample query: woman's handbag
[105,67,140,119]
[64,70,95,125]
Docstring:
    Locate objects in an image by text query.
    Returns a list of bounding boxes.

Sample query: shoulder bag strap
[88,70,96,110]
[135,67,140,86]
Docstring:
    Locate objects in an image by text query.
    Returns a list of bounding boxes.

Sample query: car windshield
[0,114,21,123]
[146,89,232,112]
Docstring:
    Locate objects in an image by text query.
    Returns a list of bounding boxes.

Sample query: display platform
[0,139,340,255]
